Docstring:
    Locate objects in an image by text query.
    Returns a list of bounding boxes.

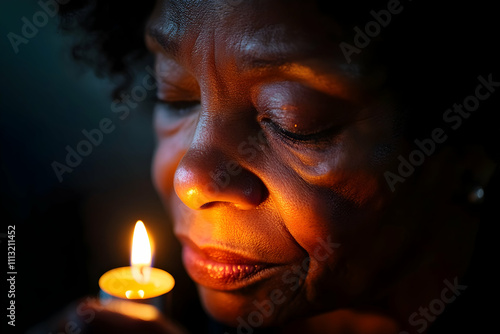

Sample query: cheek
[267,138,391,220]
[269,116,398,211]
[263,176,391,309]
[256,118,401,303]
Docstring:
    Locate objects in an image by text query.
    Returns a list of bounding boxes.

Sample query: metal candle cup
[98,221,175,311]
[99,266,174,310]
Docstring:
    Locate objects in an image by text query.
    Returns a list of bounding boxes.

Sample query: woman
[51,0,498,333]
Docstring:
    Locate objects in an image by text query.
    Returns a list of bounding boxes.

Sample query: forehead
[146,0,343,70]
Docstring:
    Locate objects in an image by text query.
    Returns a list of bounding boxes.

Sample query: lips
[182,243,281,291]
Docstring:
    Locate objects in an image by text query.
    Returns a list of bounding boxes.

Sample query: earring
[467,186,485,204]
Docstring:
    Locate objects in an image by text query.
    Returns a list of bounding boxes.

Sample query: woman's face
[149,0,404,327]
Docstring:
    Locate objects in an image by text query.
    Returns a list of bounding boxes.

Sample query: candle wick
[132,264,150,284]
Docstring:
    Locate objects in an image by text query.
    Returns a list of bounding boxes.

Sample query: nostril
[173,148,268,211]
[257,186,269,206]
[199,201,250,210]
[242,180,268,208]
[200,202,217,210]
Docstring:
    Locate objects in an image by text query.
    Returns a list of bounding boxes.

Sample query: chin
[197,284,294,329]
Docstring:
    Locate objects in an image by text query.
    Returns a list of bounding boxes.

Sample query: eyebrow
[146,25,355,99]
[146,24,304,73]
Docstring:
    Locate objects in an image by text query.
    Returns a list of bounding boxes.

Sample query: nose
[173,115,267,210]
[174,148,267,210]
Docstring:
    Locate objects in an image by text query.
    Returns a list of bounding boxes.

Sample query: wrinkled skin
[146,0,484,332]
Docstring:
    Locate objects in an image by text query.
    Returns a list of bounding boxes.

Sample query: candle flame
[131,220,152,284]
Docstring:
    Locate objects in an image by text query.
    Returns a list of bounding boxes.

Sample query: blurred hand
[29,297,188,334]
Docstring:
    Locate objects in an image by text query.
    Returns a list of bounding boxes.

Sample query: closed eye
[154,98,200,118]
[262,118,343,144]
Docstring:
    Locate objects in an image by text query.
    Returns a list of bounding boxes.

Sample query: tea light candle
[99,221,174,309]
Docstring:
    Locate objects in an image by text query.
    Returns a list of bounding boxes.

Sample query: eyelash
[262,118,341,144]
[154,97,200,117]
[154,97,340,145]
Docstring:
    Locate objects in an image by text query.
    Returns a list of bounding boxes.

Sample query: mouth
[182,244,283,291]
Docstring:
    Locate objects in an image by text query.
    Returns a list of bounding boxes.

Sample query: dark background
[1,2,204,333]
[1,1,499,334]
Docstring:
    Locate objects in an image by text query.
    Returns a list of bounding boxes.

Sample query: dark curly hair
[59,0,156,97]
[58,0,499,161]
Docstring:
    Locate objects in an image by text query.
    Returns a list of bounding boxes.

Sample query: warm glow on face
[131,220,152,284]
[186,188,198,198]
